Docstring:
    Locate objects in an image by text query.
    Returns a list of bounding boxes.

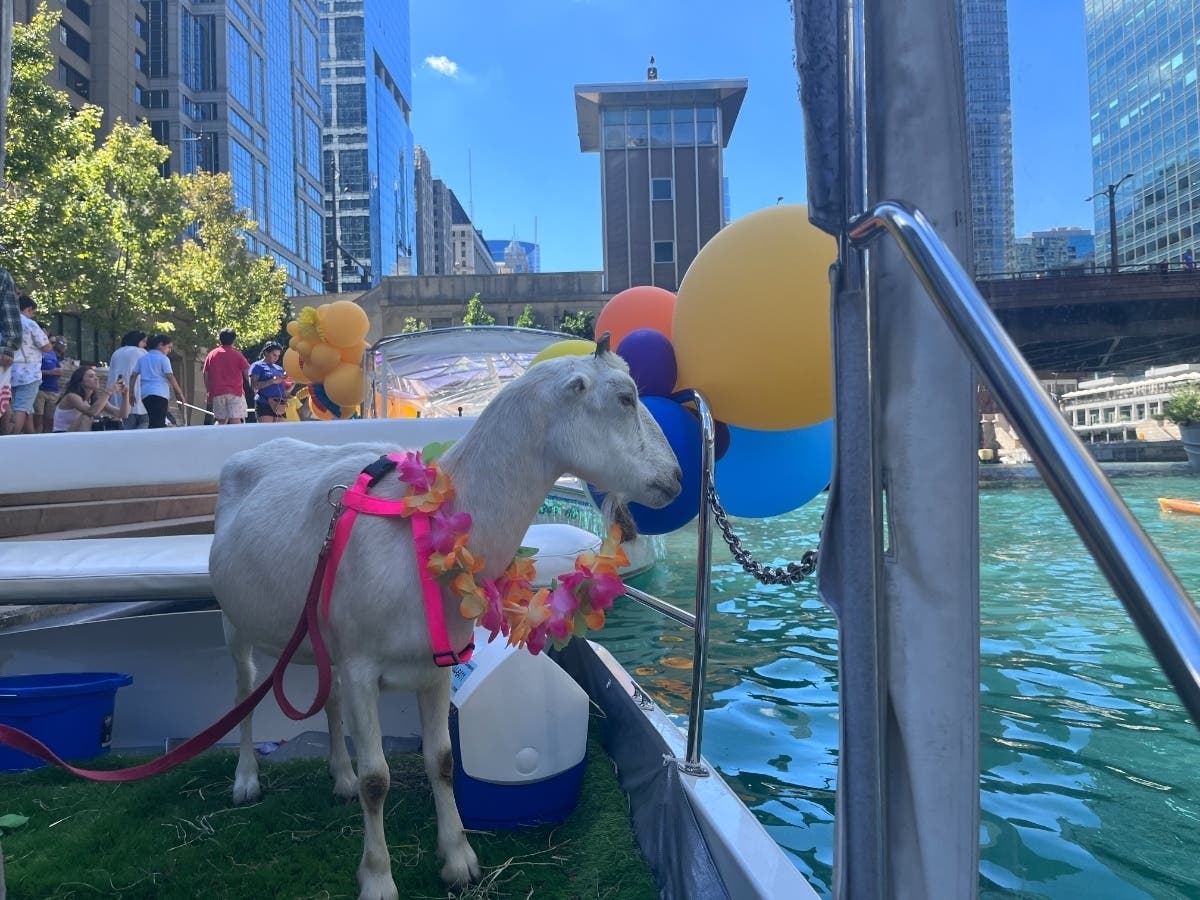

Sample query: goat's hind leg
[325,675,358,800]
[418,673,480,886]
[223,618,262,804]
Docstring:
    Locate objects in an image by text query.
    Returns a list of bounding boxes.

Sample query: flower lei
[396,450,629,655]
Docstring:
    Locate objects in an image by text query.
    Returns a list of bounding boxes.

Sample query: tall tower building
[1085,1,1199,268]
[413,145,435,275]
[319,1,415,292]
[574,70,747,292]
[960,0,1016,276]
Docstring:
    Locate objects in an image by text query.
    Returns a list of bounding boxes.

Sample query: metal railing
[849,200,1200,725]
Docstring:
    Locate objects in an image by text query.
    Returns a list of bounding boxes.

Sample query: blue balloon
[590,396,701,535]
[714,419,834,518]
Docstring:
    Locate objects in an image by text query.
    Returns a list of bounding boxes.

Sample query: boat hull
[1157,497,1200,514]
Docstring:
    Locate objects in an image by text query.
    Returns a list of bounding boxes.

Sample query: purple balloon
[617,328,677,397]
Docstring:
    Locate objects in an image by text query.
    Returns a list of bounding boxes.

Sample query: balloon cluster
[283,300,371,419]
[533,205,836,532]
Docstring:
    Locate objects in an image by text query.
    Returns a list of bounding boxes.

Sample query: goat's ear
[595,332,611,357]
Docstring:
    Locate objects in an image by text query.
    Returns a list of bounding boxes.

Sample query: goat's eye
[619,393,636,408]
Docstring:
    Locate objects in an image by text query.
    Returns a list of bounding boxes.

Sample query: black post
[1108,185,1119,275]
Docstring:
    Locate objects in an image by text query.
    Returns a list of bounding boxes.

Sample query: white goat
[208,346,682,900]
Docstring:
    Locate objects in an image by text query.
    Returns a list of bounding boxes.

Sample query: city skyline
[411,0,1099,274]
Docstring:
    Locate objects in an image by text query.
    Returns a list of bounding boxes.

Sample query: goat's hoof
[355,870,398,900]
[439,843,480,887]
[332,774,359,802]
[231,776,261,805]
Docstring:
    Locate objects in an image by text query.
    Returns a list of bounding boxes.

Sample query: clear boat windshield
[364,326,572,418]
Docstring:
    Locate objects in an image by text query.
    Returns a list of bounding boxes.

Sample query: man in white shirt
[108,330,149,429]
[9,295,51,434]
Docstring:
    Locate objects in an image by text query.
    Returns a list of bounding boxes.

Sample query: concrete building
[574,68,747,292]
[413,145,436,275]
[449,191,496,276]
[319,0,416,292]
[1085,1,1200,268]
[14,0,145,138]
[1012,227,1096,274]
[960,0,1016,276]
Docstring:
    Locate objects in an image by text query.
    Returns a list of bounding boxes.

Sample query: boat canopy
[365,326,571,418]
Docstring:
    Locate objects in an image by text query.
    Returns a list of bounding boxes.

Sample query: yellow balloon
[674,205,834,430]
[322,300,371,348]
[285,320,300,337]
[309,341,342,373]
[282,348,309,384]
[291,336,313,358]
[323,362,365,408]
[529,339,596,368]
[340,340,369,365]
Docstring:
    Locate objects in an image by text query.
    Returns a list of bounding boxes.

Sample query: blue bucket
[0,672,133,771]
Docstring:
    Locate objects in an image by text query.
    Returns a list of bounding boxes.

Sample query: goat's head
[537,339,682,510]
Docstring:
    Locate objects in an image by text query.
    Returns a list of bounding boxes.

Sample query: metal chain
[707,484,819,586]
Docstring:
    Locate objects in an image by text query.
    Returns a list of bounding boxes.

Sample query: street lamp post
[1087,173,1133,275]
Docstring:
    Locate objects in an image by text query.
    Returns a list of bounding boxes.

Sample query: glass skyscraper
[319,1,416,293]
[143,0,326,295]
[1085,1,1200,268]
[961,0,1016,276]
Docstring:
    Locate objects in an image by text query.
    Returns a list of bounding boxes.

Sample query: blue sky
[410,0,1095,272]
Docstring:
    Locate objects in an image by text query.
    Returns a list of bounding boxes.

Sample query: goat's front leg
[224,620,261,804]
[418,671,479,886]
[325,675,358,800]
[341,664,398,900]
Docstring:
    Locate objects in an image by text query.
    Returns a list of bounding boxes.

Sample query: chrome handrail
[849,200,1200,725]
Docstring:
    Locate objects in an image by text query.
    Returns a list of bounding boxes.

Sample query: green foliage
[559,310,596,339]
[462,292,495,326]
[157,172,287,353]
[400,316,428,334]
[1163,386,1200,426]
[515,303,541,329]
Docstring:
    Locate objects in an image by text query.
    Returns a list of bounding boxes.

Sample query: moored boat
[1157,497,1200,514]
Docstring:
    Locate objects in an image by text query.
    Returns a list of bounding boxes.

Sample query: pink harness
[323,454,474,667]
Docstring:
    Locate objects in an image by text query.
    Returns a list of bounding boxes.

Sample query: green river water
[601,472,1200,899]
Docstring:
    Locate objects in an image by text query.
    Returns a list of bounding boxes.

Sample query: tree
[400,316,428,334]
[157,172,287,353]
[462,292,495,326]
[515,304,541,329]
[559,310,596,339]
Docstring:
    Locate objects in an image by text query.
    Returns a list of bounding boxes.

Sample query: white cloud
[424,55,460,78]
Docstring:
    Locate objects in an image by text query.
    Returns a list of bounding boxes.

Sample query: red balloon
[596,285,676,350]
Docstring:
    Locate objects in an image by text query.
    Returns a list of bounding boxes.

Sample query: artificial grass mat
[0,739,657,899]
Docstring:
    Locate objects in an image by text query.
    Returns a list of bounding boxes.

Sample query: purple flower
[396,451,435,493]
[478,579,506,638]
[545,584,579,640]
[429,509,472,554]
[586,572,624,610]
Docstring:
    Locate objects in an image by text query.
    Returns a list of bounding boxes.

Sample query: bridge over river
[977,267,1200,374]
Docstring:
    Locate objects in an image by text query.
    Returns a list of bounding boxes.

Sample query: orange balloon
[323,362,364,408]
[309,342,342,373]
[340,341,368,365]
[595,285,675,350]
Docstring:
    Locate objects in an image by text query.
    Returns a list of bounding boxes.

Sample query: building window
[336,82,367,129]
[65,0,91,25]
[182,11,217,91]
[59,23,90,62]
[654,241,675,264]
[334,16,365,60]
[58,59,90,99]
[141,88,169,109]
[652,178,673,201]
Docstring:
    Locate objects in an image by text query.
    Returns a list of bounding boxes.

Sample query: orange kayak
[1157,498,1200,514]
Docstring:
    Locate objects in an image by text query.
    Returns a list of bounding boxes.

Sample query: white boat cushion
[0,524,602,604]
[0,535,214,604]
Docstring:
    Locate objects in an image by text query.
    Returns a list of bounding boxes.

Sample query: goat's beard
[600,493,638,543]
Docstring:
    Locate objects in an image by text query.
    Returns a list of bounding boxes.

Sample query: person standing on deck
[0,268,21,421]
[202,329,250,424]
[108,331,149,429]
[9,295,50,434]
[129,334,185,429]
